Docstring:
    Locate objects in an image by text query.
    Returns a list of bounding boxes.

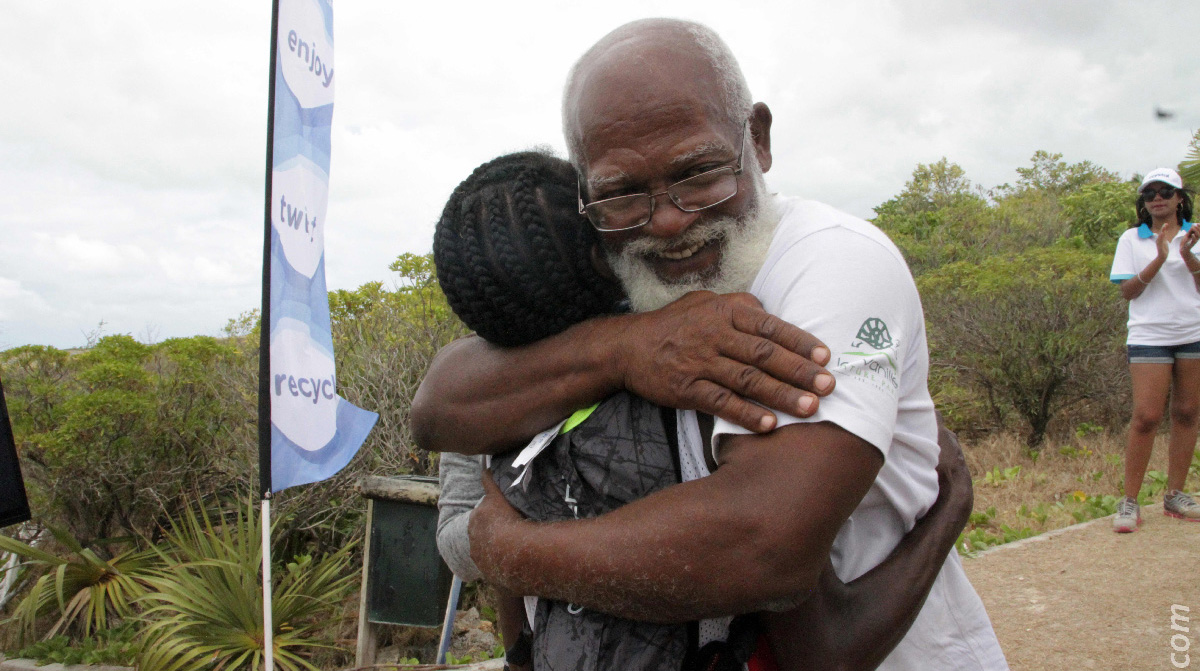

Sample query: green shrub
[919,247,1127,447]
[1,335,249,546]
[11,621,140,665]
[1062,180,1138,251]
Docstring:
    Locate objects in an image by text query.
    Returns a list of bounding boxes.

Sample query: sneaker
[1164,490,1200,521]
[1113,496,1141,533]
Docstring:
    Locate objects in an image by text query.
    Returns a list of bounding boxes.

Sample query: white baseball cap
[1140,167,1183,192]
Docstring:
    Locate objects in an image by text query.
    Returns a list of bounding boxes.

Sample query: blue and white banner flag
[264,0,376,493]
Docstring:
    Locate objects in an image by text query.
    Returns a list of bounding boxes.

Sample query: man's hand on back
[412,290,835,455]
[618,291,834,433]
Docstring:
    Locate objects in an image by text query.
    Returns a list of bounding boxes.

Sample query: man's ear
[749,102,773,174]
[590,243,617,280]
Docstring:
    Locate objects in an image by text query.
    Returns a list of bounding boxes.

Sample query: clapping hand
[1157,227,1172,260]
[1181,226,1200,258]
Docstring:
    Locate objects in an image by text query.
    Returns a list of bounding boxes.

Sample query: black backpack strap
[725,613,764,665]
[504,617,534,668]
[661,405,682,484]
[681,620,701,671]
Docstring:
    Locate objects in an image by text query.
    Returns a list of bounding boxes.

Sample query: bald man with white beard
[416,18,1007,671]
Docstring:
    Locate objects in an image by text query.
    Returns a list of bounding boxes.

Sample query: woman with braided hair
[432,150,623,347]
[432,150,974,671]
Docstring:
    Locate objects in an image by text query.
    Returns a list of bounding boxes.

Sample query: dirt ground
[963,502,1200,670]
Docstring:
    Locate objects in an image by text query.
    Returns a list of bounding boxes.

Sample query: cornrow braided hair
[434,151,624,347]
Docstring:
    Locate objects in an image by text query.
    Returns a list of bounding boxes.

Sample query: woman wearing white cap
[1109,167,1200,532]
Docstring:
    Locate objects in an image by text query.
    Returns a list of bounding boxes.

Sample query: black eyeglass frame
[577,121,749,232]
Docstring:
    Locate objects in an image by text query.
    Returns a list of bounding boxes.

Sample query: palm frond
[138,497,356,671]
[0,528,158,643]
[1180,128,1200,188]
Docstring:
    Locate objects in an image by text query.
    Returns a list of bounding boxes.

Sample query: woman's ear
[590,243,617,281]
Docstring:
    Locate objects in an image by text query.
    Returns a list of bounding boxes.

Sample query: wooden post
[354,498,377,667]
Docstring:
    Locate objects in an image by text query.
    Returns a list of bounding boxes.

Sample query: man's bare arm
[467,421,881,621]
[412,291,835,456]
[762,417,973,671]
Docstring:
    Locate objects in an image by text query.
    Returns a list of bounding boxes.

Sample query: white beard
[608,196,780,313]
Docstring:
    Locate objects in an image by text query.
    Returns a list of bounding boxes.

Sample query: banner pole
[259,0,279,499]
[260,0,281,669]
[262,497,274,671]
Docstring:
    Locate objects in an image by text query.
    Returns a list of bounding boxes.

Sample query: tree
[1004,150,1120,197]
[877,153,1132,279]
[874,159,994,276]
[1061,180,1139,251]
[874,158,980,224]
[329,252,465,479]
[1,335,249,546]
[919,247,1127,448]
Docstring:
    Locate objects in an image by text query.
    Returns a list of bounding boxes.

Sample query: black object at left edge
[0,373,32,528]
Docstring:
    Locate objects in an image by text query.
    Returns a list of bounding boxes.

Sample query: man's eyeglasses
[577,122,748,232]
[1143,185,1179,202]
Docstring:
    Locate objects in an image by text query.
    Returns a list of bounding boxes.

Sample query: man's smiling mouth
[656,239,710,260]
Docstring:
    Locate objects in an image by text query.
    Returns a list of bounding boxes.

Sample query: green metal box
[362,475,453,628]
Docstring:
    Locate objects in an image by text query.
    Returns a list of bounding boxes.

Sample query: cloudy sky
[3,1,1199,349]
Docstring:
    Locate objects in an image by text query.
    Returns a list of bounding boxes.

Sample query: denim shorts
[1127,340,1200,364]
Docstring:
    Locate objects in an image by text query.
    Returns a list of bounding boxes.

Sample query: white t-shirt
[1109,223,1200,346]
[703,195,1008,670]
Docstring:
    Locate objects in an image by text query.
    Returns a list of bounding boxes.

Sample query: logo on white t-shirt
[834,317,900,393]
[856,317,894,350]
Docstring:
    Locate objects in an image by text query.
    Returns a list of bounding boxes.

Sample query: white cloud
[3,1,1200,347]
[0,277,52,321]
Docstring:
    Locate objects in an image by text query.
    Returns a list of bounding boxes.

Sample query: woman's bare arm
[762,415,973,671]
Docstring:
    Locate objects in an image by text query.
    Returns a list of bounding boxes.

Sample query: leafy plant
[981,466,1022,487]
[0,527,157,643]
[1066,493,1120,523]
[1179,128,1200,189]
[446,645,505,666]
[1137,470,1169,503]
[11,621,141,665]
[956,524,1036,556]
[1057,445,1092,459]
[1074,422,1105,438]
[968,507,996,525]
[137,498,357,671]
[1016,503,1050,526]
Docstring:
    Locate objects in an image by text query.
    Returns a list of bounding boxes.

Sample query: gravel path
[962,502,1200,670]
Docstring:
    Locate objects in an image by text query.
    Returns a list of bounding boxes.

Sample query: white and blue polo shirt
[1110,221,1200,345]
